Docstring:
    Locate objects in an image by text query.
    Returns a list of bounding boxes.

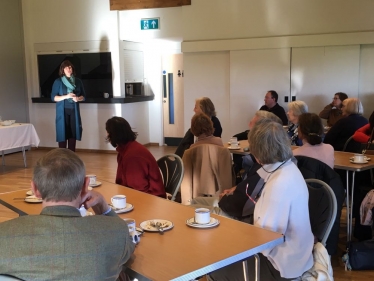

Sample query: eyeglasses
[332,97,340,100]
[245,183,262,205]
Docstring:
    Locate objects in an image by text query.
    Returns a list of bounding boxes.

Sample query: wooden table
[0,123,40,167]
[333,151,374,241]
[224,140,250,155]
[0,180,284,281]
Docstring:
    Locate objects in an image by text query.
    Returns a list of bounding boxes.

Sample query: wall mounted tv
[37,52,113,98]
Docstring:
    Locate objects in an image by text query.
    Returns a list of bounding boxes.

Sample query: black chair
[306,179,337,246]
[157,154,184,201]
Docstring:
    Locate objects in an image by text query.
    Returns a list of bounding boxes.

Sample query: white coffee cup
[87,174,96,185]
[111,195,127,209]
[103,92,109,98]
[354,154,365,163]
[230,142,239,148]
[195,208,211,224]
[230,137,238,143]
[79,206,87,217]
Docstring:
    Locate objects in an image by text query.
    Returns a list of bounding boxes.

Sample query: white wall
[21,0,152,149]
[119,7,183,144]
[183,0,374,41]
[0,0,28,123]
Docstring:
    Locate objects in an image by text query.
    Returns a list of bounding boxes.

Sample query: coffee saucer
[350,159,369,164]
[109,203,134,214]
[350,157,371,161]
[89,181,102,187]
[24,195,43,203]
[186,217,220,228]
[228,146,241,150]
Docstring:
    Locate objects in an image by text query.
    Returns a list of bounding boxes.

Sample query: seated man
[260,90,288,125]
[0,148,135,281]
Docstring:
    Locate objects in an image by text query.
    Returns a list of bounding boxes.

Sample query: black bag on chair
[344,239,374,270]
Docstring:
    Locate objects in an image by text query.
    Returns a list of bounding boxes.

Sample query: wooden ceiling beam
[110,0,191,11]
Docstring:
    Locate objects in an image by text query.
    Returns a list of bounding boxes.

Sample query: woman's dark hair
[191,113,214,137]
[298,113,323,145]
[105,117,137,147]
[59,60,75,77]
[335,92,348,102]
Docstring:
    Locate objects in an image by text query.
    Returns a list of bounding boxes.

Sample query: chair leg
[242,254,260,281]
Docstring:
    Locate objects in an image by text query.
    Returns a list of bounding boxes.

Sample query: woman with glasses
[105,117,166,198]
[324,98,368,151]
[208,120,314,281]
[319,92,348,127]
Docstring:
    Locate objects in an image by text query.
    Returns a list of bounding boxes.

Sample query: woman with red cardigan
[106,117,166,198]
[353,110,374,144]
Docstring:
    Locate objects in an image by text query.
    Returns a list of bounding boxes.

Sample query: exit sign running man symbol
[141,18,160,30]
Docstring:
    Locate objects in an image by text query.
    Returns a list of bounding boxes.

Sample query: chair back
[306,178,337,246]
[0,276,23,281]
[180,144,233,205]
[157,154,184,201]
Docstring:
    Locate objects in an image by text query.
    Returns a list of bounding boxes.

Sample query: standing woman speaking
[51,60,85,152]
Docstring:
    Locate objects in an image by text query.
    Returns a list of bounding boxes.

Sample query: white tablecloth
[0,123,40,151]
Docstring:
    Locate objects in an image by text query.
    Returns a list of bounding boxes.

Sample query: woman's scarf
[61,75,76,103]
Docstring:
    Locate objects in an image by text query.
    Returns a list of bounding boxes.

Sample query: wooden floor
[1,147,373,280]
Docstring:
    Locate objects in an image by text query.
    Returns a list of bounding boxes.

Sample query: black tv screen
[37,52,113,98]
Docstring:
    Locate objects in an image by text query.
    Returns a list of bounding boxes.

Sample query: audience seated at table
[208,120,314,281]
[191,111,283,221]
[287,100,308,146]
[175,97,222,157]
[324,98,368,152]
[293,113,334,168]
[0,148,135,281]
[319,92,348,127]
[190,113,223,148]
[232,111,282,179]
[353,109,374,145]
[106,117,166,198]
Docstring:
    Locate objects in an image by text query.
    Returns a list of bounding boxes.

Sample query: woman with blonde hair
[175,97,222,157]
[287,100,308,146]
[324,98,368,151]
[193,97,222,137]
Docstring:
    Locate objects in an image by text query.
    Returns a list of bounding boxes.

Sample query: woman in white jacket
[208,119,314,281]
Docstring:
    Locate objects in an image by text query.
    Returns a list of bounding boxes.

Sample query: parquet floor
[1,147,373,280]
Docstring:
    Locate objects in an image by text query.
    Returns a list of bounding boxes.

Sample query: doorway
[162,54,184,146]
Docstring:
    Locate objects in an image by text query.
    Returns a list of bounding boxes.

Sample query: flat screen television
[37,52,113,98]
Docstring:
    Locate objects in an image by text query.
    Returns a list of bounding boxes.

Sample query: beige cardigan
[181,144,233,205]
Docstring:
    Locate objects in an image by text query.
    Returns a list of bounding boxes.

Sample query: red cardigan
[353,124,371,143]
[115,141,166,198]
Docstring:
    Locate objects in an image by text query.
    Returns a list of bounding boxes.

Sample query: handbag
[343,239,374,270]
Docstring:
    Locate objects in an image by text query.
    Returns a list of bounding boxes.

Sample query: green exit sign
[141,18,160,30]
